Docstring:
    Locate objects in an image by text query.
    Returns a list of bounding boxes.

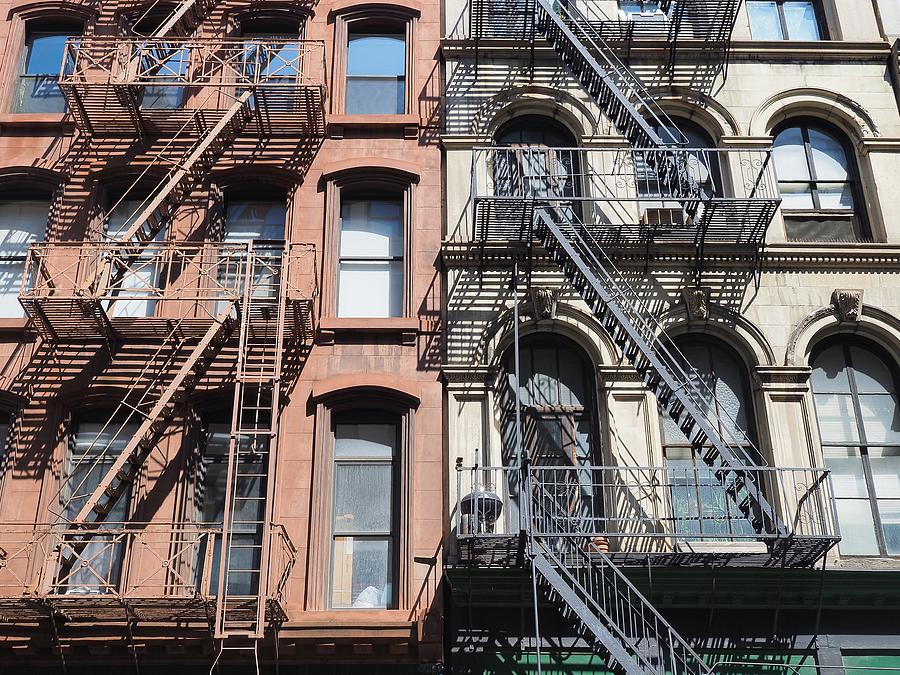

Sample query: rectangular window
[195,422,264,596]
[0,200,49,317]
[330,418,397,609]
[619,1,663,20]
[337,198,403,318]
[140,45,189,110]
[104,197,161,318]
[346,31,405,114]
[59,419,136,594]
[14,30,73,113]
[747,1,824,40]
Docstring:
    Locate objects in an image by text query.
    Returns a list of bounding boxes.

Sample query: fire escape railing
[0,523,295,612]
[469,146,780,249]
[455,465,840,556]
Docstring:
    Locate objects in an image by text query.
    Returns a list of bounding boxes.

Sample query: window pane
[811,345,852,393]
[772,127,811,180]
[224,201,286,241]
[878,500,900,555]
[347,34,405,115]
[339,200,403,258]
[808,128,849,180]
[337,260,403,318]
[858,394,900,444]
[17,33,71,113]
[779,183,815,209]
[334,423,396,458]
[783,1,821,40]
[851,346,896,395]
[816,183,854,210]
[823,447,869,498]
[334,463,392,533]
[814,393,860,443]
[331,537,391,608]
[747,2,785,39]
[0,200,48,317]
[834,499,879,555]
[870,447,900,497]
[24,33,70,74]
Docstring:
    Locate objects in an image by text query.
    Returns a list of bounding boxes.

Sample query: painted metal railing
[20,241,317,319]
[60,38,326,92]
[0,523,294,603]
[455,464,840,547]
[469,146,779,244]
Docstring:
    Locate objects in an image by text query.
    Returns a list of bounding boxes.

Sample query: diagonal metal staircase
[58,305,238,526]
[529,480,711,675]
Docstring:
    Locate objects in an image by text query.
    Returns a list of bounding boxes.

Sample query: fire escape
[450,1,841,673]
[6,0,324,659]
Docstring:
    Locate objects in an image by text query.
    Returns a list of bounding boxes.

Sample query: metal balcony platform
[59,38,327,137]
[19,242,317,343]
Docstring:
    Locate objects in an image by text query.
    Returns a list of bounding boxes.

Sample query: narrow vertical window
[0,199,49,317]
[59,416,137,593]
[330,416,397,609]
[14,27,77,113]
[103,192,161,318]
[346,29,406,114]
[337,197,403,318]
[811,340,900,556]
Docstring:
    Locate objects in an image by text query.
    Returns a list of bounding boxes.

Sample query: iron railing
[0,523,294,602]
[469,146,780,244]
[60,38,326,93]
[455,464,840,547]
[20,241,317,315]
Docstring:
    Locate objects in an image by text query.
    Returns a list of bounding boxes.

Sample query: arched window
[13,18,83,113]
[662,337,759,537]
[492,115,579,202]
[811,338,900,556]
[772,120,867,241]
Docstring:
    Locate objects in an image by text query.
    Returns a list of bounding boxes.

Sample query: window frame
[811,337,900,558]
[772,118,870,242]
[746,0,828,41]
[331,7,417,116]
[328,411,400,609]
[12,23,82,113]
[660,337,762,539]
[307,391,416,612]
[323,171,415,319]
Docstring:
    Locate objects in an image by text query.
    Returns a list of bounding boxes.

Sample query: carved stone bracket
[682,286,711,321]
[831,289,863,322]
[528,286,559,321]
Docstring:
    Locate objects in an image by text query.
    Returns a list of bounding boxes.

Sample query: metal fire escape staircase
[528,481,712,675]
[494,2,791,670]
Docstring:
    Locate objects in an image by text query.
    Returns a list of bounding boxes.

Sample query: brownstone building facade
[0,0,443,671]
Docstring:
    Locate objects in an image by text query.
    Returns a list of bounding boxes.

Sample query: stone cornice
[442,241,900,271]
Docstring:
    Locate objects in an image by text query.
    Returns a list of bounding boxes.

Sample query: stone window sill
[317,317,419,344]
[327,114,419,139]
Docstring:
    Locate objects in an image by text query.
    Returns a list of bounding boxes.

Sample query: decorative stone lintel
[682,286,711,322]
[597,365,645,392]
[754,366,812,394]
[831,288,863,323]
[442,365,498,399]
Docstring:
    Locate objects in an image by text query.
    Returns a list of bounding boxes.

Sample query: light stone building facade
[442,1,900,672]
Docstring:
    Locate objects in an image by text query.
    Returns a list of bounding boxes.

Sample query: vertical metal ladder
[214,244,288,641]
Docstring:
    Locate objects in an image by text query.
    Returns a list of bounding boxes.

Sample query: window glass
[747,2,785,39]
[747,1,821,40]
[346,32,405,114]
[812,341,900,556]
[0,200,49,317]
[15,31,73,113]
[225,200,286,241]
[773,123,862,241]
[330,418,396,609]
[59,419,136,594]
[104,197,161,318]
[338,198,403,318]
